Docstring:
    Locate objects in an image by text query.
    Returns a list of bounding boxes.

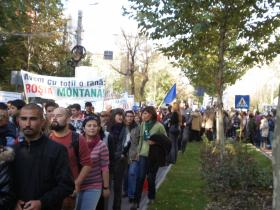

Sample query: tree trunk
[130,71,135,96]
[272,85,280,210]
[216,25,226,158]
[140,74,149,101]
[216,93,225,155]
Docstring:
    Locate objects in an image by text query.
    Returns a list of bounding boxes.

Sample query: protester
[49,107,92,210]
[75,116,110,210]
[247,113,257,144]
[43,101,59,136]
[260,113,269,148]
[190,109,202,142]
[134,106,167,207]
[134,112,141,125]
[181,104,192,153]
[239,111,248,141]
[267,113,275,149]
[44,101,59,121]
[0,103,17,146]
[121,110,140,209]
[70,104,85,133]
[9,99,26,126]
[0,144,15,210]
[107,108,130,210]
[100,111,110,132]
[203,107,215,141]
[83,102,95,117]
[13,103,74,210]
[168,109,180,164]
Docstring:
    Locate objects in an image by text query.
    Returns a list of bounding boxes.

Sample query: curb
[251,144,272,160]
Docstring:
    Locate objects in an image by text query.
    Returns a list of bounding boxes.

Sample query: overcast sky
[63,0,137,53]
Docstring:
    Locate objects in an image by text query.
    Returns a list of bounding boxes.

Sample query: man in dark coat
[13,103,74,210]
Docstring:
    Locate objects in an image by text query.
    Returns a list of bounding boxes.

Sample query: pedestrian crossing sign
[235,95,250,109]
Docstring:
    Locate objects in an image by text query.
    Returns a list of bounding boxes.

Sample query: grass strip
[148,142,207,210]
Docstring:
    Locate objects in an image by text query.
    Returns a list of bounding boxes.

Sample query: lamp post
[67,45,86,75]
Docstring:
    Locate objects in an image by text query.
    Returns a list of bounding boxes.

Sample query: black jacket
[0,147,15,210]
[148,134,171,167]
[13,135,75,210]
[108,123,129,171]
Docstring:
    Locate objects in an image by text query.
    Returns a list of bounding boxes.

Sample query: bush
[201,141,272,210]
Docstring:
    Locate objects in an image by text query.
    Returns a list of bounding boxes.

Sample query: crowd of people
[0,99,276,210]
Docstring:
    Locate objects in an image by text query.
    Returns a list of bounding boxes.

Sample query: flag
[163,84,176,104]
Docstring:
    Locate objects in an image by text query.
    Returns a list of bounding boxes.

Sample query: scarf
[144,120,155,140]
[87,135,101,151]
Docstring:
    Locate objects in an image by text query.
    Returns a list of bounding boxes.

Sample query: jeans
[254,129,261,148]
[268,131,273,148]
[128,161,139,200]
[135,156,159,204]
[169,133,178,164]
[75,189,102,210]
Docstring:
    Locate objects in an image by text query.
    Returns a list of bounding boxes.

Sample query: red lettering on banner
[25,84,53,96]
[31,84,37,92]
[26,84,31,93]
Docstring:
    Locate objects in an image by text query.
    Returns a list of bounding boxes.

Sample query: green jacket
[138,121,167,157]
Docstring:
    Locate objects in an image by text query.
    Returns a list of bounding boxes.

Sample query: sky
[63,0,137,53]
[63,0,280,107]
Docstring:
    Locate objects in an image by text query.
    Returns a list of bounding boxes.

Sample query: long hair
[107,108,124,132]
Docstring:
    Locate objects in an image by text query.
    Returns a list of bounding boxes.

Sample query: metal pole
[27,35,31,71]
[76,10,83,45]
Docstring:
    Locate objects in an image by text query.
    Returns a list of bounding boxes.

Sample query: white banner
[0,91,22,102]
[104,95,134,111]
[21,70,105,101]
[56,95,134,113]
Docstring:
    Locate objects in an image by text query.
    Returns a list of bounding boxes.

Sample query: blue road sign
[235,95,250,109]
[195,87,205,97]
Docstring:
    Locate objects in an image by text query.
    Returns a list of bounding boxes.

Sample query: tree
[124,0,280,154]
[111,30,141,96]
[0,0,71,89]
[111,30,157,101]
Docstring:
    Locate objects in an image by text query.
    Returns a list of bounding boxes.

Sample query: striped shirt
[80,140,109,190]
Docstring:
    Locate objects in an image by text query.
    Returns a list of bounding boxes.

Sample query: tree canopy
[0,0,71,90]
[124,0,280,96]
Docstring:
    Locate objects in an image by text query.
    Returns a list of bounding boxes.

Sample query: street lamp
[67,44,86,75]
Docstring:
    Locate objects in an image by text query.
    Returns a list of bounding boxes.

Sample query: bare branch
[110,64,127,76]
